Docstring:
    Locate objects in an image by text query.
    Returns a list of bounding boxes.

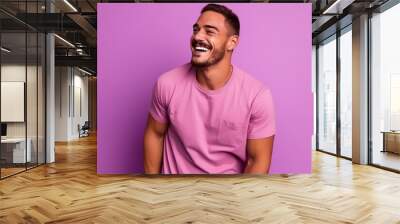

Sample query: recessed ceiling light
[54,34,75,48]
[322,0,354,15]
[63,0,78,12]
[1,47,11,53]
[78,67,93,76]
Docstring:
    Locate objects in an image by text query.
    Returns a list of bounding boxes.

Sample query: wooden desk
[381,131,400,154]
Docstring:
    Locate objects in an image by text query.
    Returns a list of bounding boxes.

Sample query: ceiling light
[63,0,78,12]
[54,34,75,48]
[78,67,93,76]
[1,47,11,53]
[323,0,341,14]
[322,0,354,15]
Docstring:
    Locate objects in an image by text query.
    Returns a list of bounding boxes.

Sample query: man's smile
[192,41,212,55]
[195,46,209,52]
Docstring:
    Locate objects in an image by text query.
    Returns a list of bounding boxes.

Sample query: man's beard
[191,48,225,68]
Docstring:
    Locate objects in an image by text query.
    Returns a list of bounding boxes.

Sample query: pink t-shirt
[149,63,275,174]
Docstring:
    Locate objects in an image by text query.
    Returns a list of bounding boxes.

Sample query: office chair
[79,121,90,138]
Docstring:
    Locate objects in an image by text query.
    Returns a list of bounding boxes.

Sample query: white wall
[55,66,89,141]
[1,65,28,141]
[1,65,41,137]
[55,66,69,141]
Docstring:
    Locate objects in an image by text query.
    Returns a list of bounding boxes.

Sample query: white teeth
[195,46,209,52]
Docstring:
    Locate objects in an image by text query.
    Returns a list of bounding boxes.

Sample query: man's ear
[227,35,239,52]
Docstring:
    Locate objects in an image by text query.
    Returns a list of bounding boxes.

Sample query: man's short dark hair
[201,4,240,36]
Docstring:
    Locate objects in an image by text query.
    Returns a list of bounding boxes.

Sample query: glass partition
[0,1,46,179]
[38,32,45,165]
[1,31,28,177]
[317,35,337,154]
[27,31,38,169]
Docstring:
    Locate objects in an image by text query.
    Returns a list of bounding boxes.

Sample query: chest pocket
[217,119,245,147]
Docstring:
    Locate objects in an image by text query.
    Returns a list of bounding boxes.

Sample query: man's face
[190,11,232,67]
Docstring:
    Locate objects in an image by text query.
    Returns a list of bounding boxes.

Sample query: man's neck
[195,61,233,91]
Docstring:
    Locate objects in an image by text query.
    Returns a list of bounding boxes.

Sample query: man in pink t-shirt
[144,4,275,174]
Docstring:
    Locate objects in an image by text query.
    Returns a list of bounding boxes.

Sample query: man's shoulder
[157,63,191,86]
[234,66,270,97]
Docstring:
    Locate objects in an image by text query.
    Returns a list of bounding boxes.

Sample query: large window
[371,2,400,171]
[340,27,352,158]
[317,36,337,154]
[316,26,353,158]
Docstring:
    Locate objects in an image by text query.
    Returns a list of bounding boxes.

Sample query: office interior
[0,0,97,179]
[0,0,399,222]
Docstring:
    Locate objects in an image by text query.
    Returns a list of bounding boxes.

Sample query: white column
[46,1,55,163]
[46,33,55,163]
[352,14,369,164]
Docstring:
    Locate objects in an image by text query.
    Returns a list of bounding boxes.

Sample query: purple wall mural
[97,3,312,174]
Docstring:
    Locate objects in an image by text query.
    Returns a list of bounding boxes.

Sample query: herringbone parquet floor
[1,133,400,224]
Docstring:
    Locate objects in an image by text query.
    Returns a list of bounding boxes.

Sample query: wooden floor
[1,134,400,223]
[372,151,400,171]
[0,167,26,178]
[1,163,45,178]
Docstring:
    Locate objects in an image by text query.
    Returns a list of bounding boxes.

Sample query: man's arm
[243,135,274,174]
[143,114,168,174]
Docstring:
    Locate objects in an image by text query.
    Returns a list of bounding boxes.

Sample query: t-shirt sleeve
[247,88,276,139]
[149,79,169,123]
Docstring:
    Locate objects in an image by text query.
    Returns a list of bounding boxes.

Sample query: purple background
[97,3,312,174]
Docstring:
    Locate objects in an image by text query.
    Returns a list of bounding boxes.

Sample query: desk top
[381,131,400,134]
[1,138,31,143]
